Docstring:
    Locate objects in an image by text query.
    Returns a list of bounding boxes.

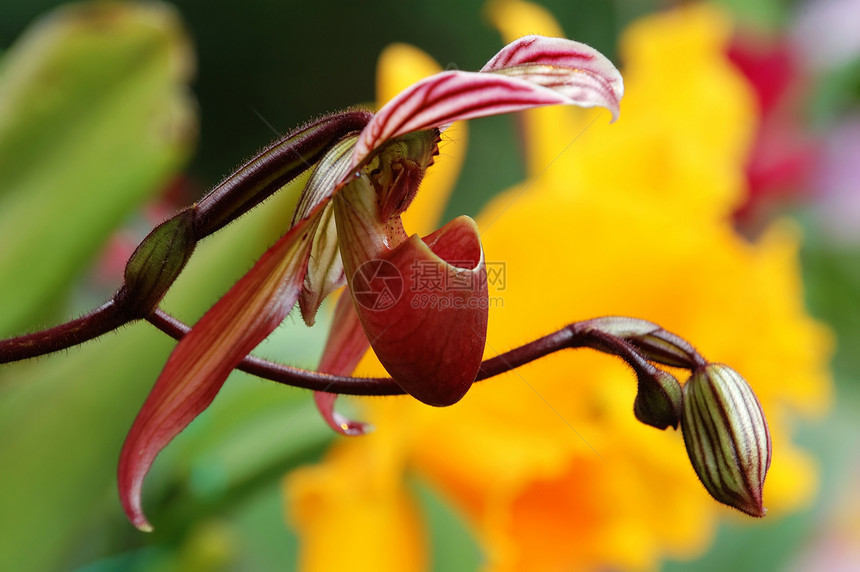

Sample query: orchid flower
[116,35,623,531]
[0,31,773,530]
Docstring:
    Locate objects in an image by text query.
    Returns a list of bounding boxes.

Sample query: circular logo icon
[351,259,404,311]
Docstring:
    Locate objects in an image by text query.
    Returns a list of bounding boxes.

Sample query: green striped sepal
[681,364,772,517]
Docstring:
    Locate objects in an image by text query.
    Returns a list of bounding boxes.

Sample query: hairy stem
[193,110,373,237]
[0,300,127,362]
[146,309,688,396]
[147,308,393,394]
[0,111,373,364]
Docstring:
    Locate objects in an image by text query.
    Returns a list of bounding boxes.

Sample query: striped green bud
[120,208,196,317]
[681,364,772,517]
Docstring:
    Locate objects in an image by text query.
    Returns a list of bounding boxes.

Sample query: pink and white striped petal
[480,34,623,98]
[118,206,324,531]
[350,35,623,169]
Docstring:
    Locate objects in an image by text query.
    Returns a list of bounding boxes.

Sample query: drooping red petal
[313,291,372,436]
[312,391,371,437]
[118,208,323,531]
[342,214,488,407]
[318,290,372,375]
[350,35,623,168]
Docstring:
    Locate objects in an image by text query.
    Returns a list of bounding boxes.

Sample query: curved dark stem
[4,294,696,400]
[0,111,374,367]
[193,110,373,238]
[476,326,578,379]
[146,309,660,396]
[0,300,130,363]
[147,308,403,394]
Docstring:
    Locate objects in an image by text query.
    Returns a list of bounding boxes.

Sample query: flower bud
[120,208,196,317]
[634,368,682,430]
[681,364,772,517]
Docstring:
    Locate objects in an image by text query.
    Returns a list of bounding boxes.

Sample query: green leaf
[0,2,196,336]
[0,322,176,572]
[411,478,483,572]
[710,0,789,30]
[0,156,320,572]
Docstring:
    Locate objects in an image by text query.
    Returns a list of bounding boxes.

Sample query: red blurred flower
[728,34,819,227]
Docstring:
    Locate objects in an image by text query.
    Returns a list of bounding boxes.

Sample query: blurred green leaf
[710,0,791,30]
[0,1,196,336]
[801,234,860,396]
[0,321,177,572]
[412,478,483,572]
[0,2,331,569]
[662,512,812,572]
[808,57,860,129]
[0,163,325,572]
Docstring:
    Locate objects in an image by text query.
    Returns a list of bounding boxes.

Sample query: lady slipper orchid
[117,34,624,531]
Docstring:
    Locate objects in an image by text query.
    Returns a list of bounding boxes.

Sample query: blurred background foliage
[1,0,858,571]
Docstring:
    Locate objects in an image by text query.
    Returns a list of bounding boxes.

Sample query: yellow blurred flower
[286,2,832,571]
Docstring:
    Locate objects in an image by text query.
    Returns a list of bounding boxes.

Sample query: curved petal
[345,214,488,406]
[118,206,323,531]
[313,391,371,437]
[313,291,372,436]
[318,290,372,375]
[481,35,623,102]
[485,0,577,176]
[292,136,356,224]
[350,35,623,169]
[298,202,345,326]
[293,136,356,325]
